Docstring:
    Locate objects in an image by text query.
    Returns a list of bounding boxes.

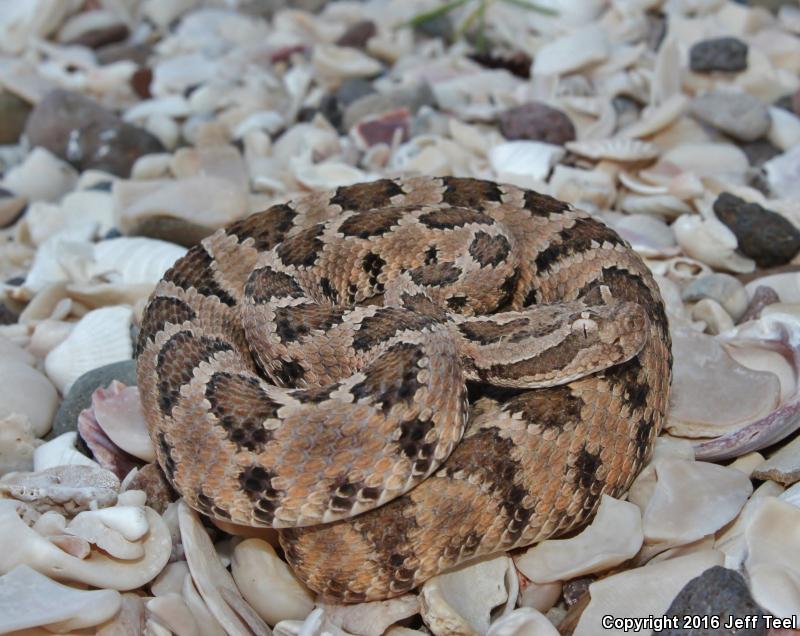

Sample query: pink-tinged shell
[693,315,800,460]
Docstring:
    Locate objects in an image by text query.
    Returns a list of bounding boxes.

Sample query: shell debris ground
[0,0,799,633]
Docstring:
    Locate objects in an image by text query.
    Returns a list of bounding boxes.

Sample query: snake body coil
[136,177,671,602]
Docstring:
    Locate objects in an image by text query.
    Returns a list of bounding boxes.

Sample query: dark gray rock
[714,192,800,268]
[658,566,768,635]
[689,37,748,73]
[498,101,576,145]
[739,139,782,167]
[691,90,770,142]
[49,360,138,441]
[0,91,31,144]
[24,89,163,177]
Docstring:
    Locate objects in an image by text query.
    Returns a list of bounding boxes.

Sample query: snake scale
[136,176,671,602]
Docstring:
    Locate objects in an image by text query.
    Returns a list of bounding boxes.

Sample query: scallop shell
[91,238,186,286]
[566,138,659,162]
[619,94,688,138]
[44,306,133,394]
[619,194,693,219]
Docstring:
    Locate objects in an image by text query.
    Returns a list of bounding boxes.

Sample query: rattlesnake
[136,176,671,602]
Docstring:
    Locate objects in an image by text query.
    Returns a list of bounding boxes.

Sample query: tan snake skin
[136,176,672,602]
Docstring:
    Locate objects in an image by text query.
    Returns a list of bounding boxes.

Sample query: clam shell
[45,305,133,394]
[487,608,559,636]
[91,237,186,286]
[619,94,688,138]
[489,141,565,184]
[672,214,755,274]
[565,138,659,162]
[619,194,693,219]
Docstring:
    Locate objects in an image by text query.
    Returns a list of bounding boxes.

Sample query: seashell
[0,498,171,590]
[690,298,734,335]
[765,146,800,201]
[744,272,800,304]
[549,165,616,212]
[661,143,750,182]
[178,502,271,636]
[170,145,249,193]
[1,147,78,203]
[274,608,351,636]
[691,314,800,460]
[182,572,227,636]
[233,111,286,139]
[293,161,377,191]
[152,561,191,597]
[272,121,341,167]
[489,141,565,185]
[313,44,382,81]
[147,593,201,635]
[352,108,411,150]
[0,414,38,477]
[573,550,724,636]
[752,435,800,486]
[91,237,186,288]
[655,256,711,288]
[515,495,643,583]
[33,432,100,472]
[66,506,147,560]
[78,400,141,480]
[681,273,748,321]
[668,328,781,440]
[532,26,609,76]
[672,214,755,274]
[230,538,314,625]
[0,358,58,437]
[618,194,693,219]
[318,595,419,636]
[487,608,559,636]
[420,555,517,636]
[639,457,752,547]
[123,96,192,123]
[609,214,678,258]
[619,94,688,138]
[745,497,800,619]
[144,113,180,150]
[131,153,173,180]
[0,564,121,633]
[618,171,668,195]
[767,107,800,153]
[0,464,118,515]
[87,382,155,463]
[45,305,133,394]
[565,138,659,162]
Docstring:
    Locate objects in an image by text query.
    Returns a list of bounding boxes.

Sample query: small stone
[691,90,771,142]
[498,102,576,145]
[660,566,768,635]
[126,463,176,514]
[50,360,137,441]
[689,37,748,73]
[739,139,782,167]
[0,361,58,438]
[0,189,26,228]
[0,91,31,144]
[24,90,164,178]
[713,192,800,268]
[317,78,376,130]
[336,20,377,49]
[131,67,153,100]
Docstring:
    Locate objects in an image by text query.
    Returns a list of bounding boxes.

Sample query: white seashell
[274,608,351,636]
[668,329,781,439]
[230,538,314,625]
[420,555,517,636]
[618,171,668,195]
[574,550,724,636]
[33,432,100,472]
[767,107,800,152]
[313,45,382,81]
[272,122,341,167]
[60,189,116,237]
[765,145,800,200]
[752,435,800,486]
[619,194,693,219]
[178,502,271,636]
[123,96,192,123]
[0,499,171,590]
[745,272,800,304]
[565,138,659,162]
[182,572,227,636]
[233,111,286,139]
[0,359,58,437]
[45,305,133,394]
[66,508,146,560]
[148,593,201,635]
[610,214,678,258]
[533,26,609,76]
[318,595,419,636]
[745,497,800,619]
[682,273,748,321]
[515,495,643,583]
[152,561,190,597]
[487,608,559,636]
[640,458,752,547]
[23,236,94,293]
[549,165,616,212]
[691,298,735,335]
[672,214,755,273]
[489,141,565,184]
[90,383,155,463]
[131,153,173,180]
[0,414,38,477]
[91,238,186,287]
[293,161,376,191]
[145,113,180,150]
[619,94,688,138]
[661,143,749,181]
[0,564,121,633]
[2,147,78,203]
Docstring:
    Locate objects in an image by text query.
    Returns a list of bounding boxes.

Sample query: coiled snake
[136,176,671,602]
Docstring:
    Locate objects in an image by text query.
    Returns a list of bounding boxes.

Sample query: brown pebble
[498,101,576,145]
[336,20,377,49]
